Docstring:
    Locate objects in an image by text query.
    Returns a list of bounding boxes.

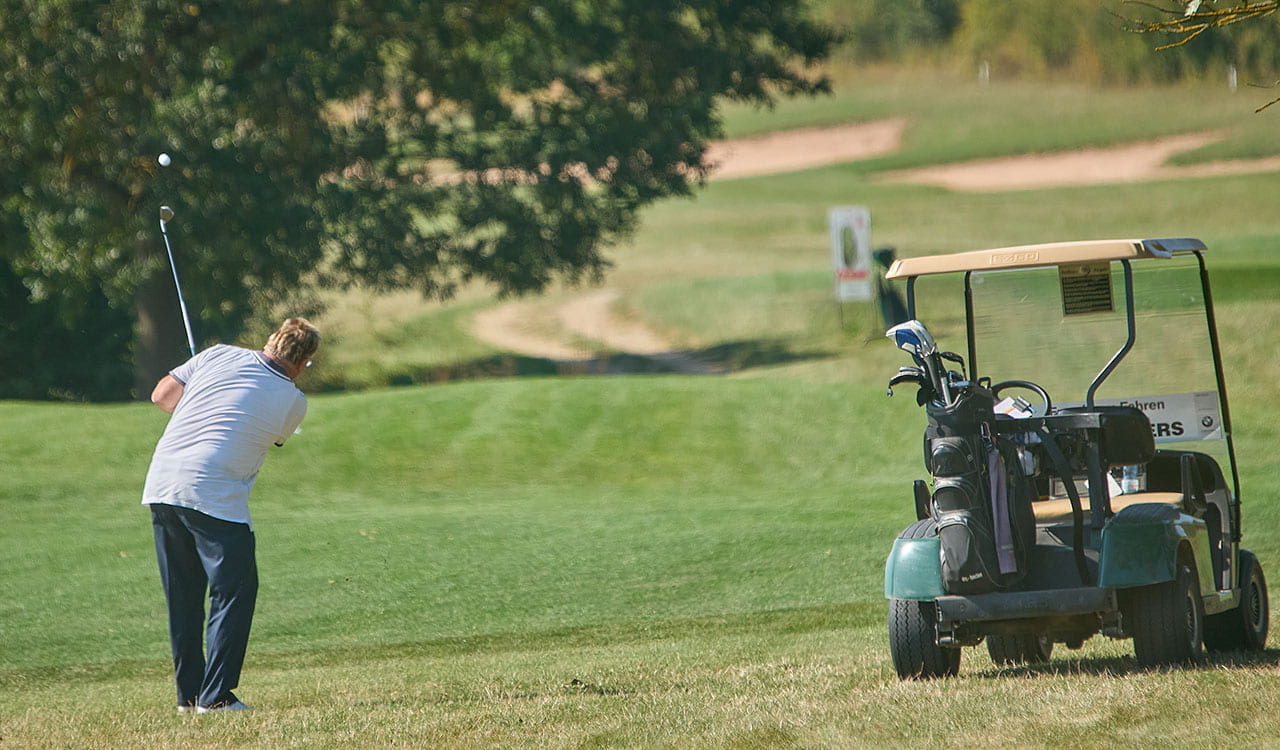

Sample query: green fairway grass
[6,70,1280,747]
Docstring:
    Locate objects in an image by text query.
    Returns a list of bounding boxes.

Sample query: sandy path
[470,290,673,360]
[470,288,715,373]
[468,287,680,358]
[555,289,671,355]
[471,299,584,361]
[557,289,717,373]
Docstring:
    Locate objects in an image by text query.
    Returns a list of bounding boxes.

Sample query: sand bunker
[705,118,906,180]
[883,131,1280,191]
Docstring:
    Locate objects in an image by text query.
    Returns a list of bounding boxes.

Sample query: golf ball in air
[158,153,171,166]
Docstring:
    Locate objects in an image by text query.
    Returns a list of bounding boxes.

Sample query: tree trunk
[133,236,190,400]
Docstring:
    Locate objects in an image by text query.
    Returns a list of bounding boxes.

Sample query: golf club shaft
[931,352,952,405]
[159,218,197,358]
[921,354,949,406]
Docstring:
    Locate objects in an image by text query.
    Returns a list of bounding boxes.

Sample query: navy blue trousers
[150,504,258,708]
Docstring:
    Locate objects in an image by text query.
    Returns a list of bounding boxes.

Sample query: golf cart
[880,238,1269,679]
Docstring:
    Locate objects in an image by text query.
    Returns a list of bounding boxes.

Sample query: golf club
[159,204,197,358]
[888,319,937,358]
[886,320,950,405]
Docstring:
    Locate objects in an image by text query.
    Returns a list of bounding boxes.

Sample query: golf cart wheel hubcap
[1248,579,1265,630]
[1185,589,1201,646]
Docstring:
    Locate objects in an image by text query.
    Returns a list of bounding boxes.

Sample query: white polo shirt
[142,345,307,528]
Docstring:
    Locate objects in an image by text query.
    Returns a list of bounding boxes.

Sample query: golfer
[142,317,320,714]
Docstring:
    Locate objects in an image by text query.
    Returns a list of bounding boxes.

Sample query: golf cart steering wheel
[991,380,1053,416]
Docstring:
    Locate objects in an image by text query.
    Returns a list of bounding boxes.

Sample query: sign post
[830,206,872,303]
[829,207,872,325]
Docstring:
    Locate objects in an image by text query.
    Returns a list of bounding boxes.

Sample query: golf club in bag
[887,320,952,405]
[886,320,1035,594]
[158,205,197,358]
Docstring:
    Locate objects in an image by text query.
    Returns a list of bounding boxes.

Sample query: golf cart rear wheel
[888,519,961,680]
[1204,550,1269,652]
[1128,559,1205,667]
[986,633,1053,666]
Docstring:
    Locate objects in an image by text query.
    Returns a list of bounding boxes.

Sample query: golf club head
[160,205,174,228]
[887,366,926,389]
[886,320,938,359]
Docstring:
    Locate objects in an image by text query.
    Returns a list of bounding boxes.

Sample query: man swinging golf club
[142,317,320,713]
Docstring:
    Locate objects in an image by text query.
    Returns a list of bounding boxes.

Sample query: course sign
[829,206,872,302]
[1061,391,1223,443]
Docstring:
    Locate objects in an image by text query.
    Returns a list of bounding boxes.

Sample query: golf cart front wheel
[1205,549,1269,652]
[888,519,960,680]
[889,597,961,680]
[1127,559,1205,667]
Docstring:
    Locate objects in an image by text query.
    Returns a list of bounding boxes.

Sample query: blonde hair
[266,317,321,366]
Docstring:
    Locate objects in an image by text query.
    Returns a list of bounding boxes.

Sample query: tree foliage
[0,0,837,399]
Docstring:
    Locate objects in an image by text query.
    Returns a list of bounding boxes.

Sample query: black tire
[888,519,961,680]
[1128,558,1205,667]
[1205,550,1269,652]
[987,633,1053,666]
[890,598,961,679]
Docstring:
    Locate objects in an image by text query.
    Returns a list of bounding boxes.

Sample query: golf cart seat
[1031,492,1185,525]
[1031,448,1227,525]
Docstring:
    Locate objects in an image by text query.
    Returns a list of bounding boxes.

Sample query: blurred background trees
[840,0,1280,83]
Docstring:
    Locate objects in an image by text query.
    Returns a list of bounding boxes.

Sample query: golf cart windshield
[900,241,1237,498]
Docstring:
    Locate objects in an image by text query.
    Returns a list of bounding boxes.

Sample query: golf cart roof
[884,238,1206,280]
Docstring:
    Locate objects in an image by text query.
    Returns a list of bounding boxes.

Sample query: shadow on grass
[975,647,1280,679]
[308,338,835,393]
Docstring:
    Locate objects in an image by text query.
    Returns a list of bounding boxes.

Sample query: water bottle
[1121,465,1143,494]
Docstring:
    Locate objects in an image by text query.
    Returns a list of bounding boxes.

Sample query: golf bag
[924,385,1035,594]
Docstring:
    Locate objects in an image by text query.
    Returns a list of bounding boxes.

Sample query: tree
[0,0,837,399]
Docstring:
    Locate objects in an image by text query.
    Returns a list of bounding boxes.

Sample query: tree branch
[1121,1,1279,49]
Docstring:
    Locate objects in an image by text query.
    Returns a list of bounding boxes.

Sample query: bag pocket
[929,436,980,477]
[936,510,1000,595]
[931,475,984,514]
